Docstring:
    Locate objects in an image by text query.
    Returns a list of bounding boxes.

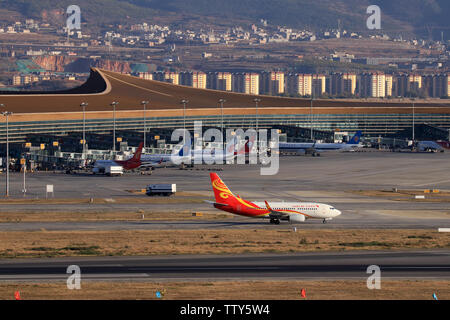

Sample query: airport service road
[0,250,448,282]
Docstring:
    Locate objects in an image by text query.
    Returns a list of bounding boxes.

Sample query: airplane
[92,142,143,173]
[416,141,444,152]
[279,131,363,156]
[140,146,188,167]
[141,136,253,166]
[435,140,450,150]
[206,172,341,224]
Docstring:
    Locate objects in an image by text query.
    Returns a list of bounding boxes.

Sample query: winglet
[264,200,272,211]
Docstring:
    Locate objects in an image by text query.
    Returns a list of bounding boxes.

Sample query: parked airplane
[279,131,363,156]
[436,140,450,150]
[140,146,188,167]
[141,136,254,166]
[206,173,341,224]
[417,141,444,152]
[92,142,143,173]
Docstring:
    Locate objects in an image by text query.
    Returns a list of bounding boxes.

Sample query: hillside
[0,0,448,38]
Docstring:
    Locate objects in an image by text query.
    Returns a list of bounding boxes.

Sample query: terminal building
[0,68,450,144]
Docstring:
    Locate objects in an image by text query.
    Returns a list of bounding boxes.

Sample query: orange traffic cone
[300,288,306,298]
[14,291,21,300]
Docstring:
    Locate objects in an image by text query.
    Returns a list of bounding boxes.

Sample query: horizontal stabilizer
[204,200,228,207]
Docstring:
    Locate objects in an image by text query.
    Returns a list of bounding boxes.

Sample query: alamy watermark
[67,265,81,290]
[66,5,81,31]
[366,265,381,290]
[366,5,381,30]
[170,121,280,175]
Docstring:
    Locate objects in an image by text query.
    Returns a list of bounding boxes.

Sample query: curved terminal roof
[0,68,449,116]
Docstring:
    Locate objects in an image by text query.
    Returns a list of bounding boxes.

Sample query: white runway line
[438,228,450,232]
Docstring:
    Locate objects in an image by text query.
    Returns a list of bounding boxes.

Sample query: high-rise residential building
[424,74,449,98]
[312,74,326,97]
[207,72,232,91]
[260,71,285,95]
[328,73,356,96]
[192,72,207,89]
[164,72,179,85]
[207,72,218,90]
[385,74,393,97]
[343,73,357,95]
[370,73,386,98]
[393,74,409,97]
[245,73,260,95]
[179,72,193,86]
[138,72,153,80]
[297,74,312,96]
[259,72,271,95]
[12,75,22,85]
[327,73,340,96]
[152,71,165,82]
[271,71,285,94]
[409,74,422,92]
[447,74,450,97]
[285,74,298,96]
[358,73,372,98]
[217,72,232,91]
[232,73,245,93]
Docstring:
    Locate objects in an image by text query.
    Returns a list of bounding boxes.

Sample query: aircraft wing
[264,201,289,219]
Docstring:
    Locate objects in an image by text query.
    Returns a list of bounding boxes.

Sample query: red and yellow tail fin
[132,142,144,161]
[210,173,236,204]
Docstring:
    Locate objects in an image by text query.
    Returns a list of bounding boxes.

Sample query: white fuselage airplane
[279,131,363,155]
[208,173,341,224]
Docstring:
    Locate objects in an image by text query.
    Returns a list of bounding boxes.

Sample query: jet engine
[289,214,306,223]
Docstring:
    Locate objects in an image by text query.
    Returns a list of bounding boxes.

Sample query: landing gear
[322,219,327,224]
[270,218,280,225]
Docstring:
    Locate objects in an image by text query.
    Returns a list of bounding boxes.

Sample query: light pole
[80,102,88,158]
[310,80,315,141]
[1,110,12,197]
[21,156,26,197]
[181,99,189,142]
[141,100,149,151]
[310,98,314,141]
[110,101,119,152]
[218,99,226,147]
[412,98,415,143]
[253,98,261,132]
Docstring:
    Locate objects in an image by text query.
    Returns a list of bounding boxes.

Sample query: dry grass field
[0,229,448,258]
[0,280,448,300]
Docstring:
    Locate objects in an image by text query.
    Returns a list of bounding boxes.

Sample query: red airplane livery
[207,173,341,224]
[93,142,144,171]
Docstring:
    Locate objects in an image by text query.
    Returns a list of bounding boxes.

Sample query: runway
[0,214,448,231]
[0,250,449,281]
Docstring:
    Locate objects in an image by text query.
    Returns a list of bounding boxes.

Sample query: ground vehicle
[105,165,123,176]
[146,184,176,196]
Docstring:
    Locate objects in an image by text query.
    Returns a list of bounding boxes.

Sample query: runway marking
[413,179,450,187]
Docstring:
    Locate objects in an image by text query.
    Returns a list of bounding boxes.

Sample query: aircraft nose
[335,210,342,217]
